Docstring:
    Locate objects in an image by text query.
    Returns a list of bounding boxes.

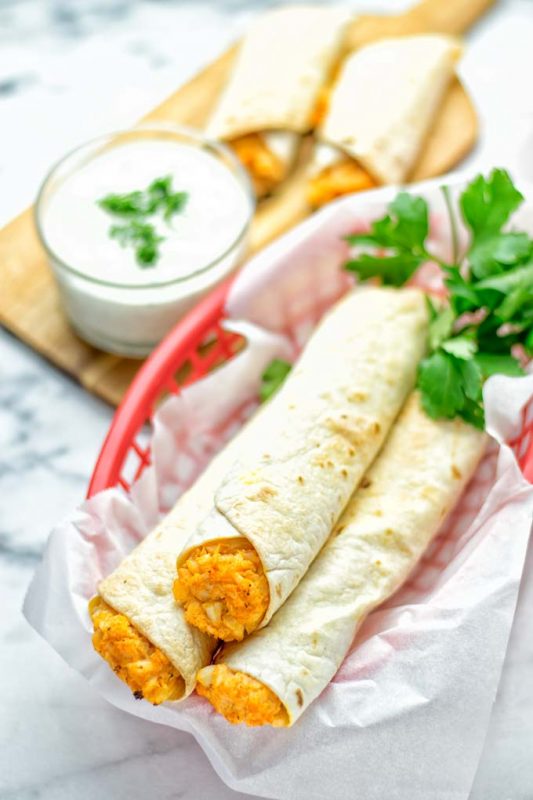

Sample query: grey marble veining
[1,1,533,799]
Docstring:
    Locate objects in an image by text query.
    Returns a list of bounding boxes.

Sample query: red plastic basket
[88,278,533,498]
[88,276,236,496]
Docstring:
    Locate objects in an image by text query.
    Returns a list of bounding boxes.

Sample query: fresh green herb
[345,193,432,286]
[259,359,292,402]
[110,221,164,266]
[344,168,530,429]
[98,175,188,267]
[99,190,151,218]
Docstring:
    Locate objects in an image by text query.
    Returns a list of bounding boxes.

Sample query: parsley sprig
[344,168,531,429]
[98,176,188,267]
[260,358,292,402]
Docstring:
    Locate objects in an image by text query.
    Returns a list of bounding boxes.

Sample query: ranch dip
[37,128,254,356]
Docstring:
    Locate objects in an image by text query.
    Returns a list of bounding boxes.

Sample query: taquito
[196,392,486,726]
[308,35,462,207]
[91,399,274,703]
[174,288,428,641]
[207,6,350,196]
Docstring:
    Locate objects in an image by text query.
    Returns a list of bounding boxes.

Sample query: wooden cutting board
[0,0,494,406]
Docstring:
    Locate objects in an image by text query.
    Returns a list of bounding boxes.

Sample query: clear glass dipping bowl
[35,124,255,357]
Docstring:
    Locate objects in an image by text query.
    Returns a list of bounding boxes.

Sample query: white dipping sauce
[39,136,253,356]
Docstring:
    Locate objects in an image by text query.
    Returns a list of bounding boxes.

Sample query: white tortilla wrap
[178,288,429,629]
[97,400,274,698]
[198,393,486,725]
[207,6,350,141]
[318,35,462,185]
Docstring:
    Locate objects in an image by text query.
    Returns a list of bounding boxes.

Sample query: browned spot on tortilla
[372,422,381,435]
[451,465,462,480]
[348,447,356,457]
[335,525,345,537]
[296,689,304,707]
[250,486,277,502]
[275,584,282,598]
[360,477,372,489]
[341,469,348,478]
[297,475,305,485]
[349,391,368,403]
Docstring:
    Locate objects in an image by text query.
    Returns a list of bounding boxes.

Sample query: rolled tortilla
[91,399,276,704]
[308,35,462,207]
[207,6,350,196]
[174,288,429,641]
[196,392,487,726]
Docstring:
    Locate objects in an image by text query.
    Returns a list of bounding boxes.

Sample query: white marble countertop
[1,1,532,798]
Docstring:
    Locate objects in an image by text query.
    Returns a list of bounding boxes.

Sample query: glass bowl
[35,123,255,357]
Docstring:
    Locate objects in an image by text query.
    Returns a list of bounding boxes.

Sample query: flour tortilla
[318,35,462,185]
[178,288,429,627]
[207,6,350,141]
[98,400,274,697]
[201,392,486,725]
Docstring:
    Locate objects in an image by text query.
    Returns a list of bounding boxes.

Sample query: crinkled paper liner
[24,178,533,800]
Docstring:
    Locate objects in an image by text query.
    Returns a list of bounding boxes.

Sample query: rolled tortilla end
[197,664,289,727]
[229,132,299,197]
[89,597,185,704]
[196,393,486,726]
[307,144,376,207]
[173,538,269,641]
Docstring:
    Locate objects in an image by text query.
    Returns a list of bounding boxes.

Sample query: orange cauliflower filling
[173,538,269,642]
[89,596,184,705]
[230,134,285,196]
[309,83,331,128]
[308,159,376,207]
[197,664,288,727]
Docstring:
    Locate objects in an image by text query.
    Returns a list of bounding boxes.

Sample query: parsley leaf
[98,175,188,267]
[110,222,164,266]
[428,305,455,350]
[259,359,292,402]
[457,358,483,402]
[474,353,525,378]
[345,192,429,286]
[99,190,151,218]
[495,285,532,322]
[344,253,423,286]
[418,350,485,429]
[341,168,531,430]
[476,262,533,294]
[418,351,466,420]
[441,336,477,360]
[375,192,429,251]
[459,169,523,238]
[468,232,531,279]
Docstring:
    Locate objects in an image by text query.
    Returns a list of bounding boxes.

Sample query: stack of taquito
[206,6,351,196]
[90,286,486,725]
[206,6,462,205]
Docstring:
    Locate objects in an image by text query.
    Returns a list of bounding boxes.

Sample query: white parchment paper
[24,179,533,800]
